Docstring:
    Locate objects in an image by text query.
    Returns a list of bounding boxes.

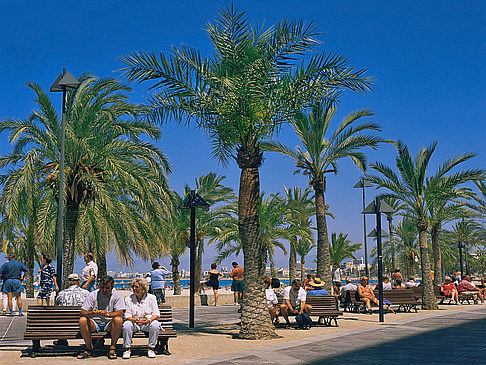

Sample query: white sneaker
[147,349,156,358]
[122,350,131,359]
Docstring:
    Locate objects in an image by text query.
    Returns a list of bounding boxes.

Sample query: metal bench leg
[30,340,41,358]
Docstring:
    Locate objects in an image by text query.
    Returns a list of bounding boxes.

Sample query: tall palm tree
[329,232,361,266]
[382,197,405,272]
[295,237,317,282]
[121,5,372,338]
[369,140,483,309]
[266,103,384,289]
[0,76,172,287]
[283,186,314,282]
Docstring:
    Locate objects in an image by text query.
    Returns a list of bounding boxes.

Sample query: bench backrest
[305,295,339,311]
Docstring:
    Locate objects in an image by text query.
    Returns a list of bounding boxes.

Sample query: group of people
[197,262,244,307]
[441,274,485,304]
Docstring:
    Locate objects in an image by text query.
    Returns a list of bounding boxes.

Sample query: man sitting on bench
[77,275,125,359]
[457,275,485,304]
[280,279,312,328]
[357,276,379,314]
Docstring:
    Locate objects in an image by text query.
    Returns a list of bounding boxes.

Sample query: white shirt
[265,288,278,307]
[283,286,306,307]
[382,282,392,290]
[340,283,357,295]
[405,280,417,288]
[332,268,342,282]
[81,261,98,282]
[125,292,160,320]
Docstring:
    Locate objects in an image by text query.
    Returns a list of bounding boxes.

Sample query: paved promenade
[1,305,485,364]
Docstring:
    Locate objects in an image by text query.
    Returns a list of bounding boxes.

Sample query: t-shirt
[231,267,244,280]
[340,283,357,295]
[150,268,170,290]
[81,289,125,322]
[332,268,342,282]
[382,282,392,290]
[441,283,455,296]
[265,288,278,307]
[457,280,476,293]
[307,288,329,295]
[0,259,29,280]
[283,286,306,307]
[81,261,98,282]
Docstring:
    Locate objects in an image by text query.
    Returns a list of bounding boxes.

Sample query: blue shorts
[2,279,22,293]
[91,319,111,332]
[231,280,244,292]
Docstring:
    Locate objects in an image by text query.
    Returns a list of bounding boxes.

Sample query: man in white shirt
[332,263,343,295]
[122,278,161,359]
[81,253,98,292]
[77,275,125,359]
[405,277,417,288]
[280,279,312,328]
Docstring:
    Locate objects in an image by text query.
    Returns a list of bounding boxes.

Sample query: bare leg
[15,293,22,313]
[280,304,290,325]
[45,297,51,306]
[78,317,96,352]
[213,289,218,305]
[362,297,371,311]
[268,307,276,322]
[37,298,42,305]
[107,316,123,349]
[304,304,312,315]
[7,293,13,313]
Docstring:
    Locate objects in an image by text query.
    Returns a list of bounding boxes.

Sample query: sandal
[108,349,117,360]
[77,350,93,359]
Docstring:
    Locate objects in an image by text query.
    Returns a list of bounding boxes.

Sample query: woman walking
[37,254,58,305]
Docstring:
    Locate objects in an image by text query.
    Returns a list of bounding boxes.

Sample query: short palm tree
[329,232,361,266]
[0,76,172,286]
[283,186,315,282]
[295,236,317,282]
[121,5,372,339]
[382,197,405,272]
[394,218,418,278]
[369,140,483,309]
[266,102,384,289]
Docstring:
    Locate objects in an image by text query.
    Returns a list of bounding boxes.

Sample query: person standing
[0,252,28,316]
[37,254,59,305]
[150,262,170,304]
[332,263,342,295]
[230,261,244,306]
[81,253,98,292]
[199,263,224,305]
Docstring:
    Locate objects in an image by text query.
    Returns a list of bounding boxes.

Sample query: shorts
[205,281,219,290]
[333,281,342,288]
[90,318,112,332]
[231,280,244,292]
[2,279,22,293]
[153,288,166,304]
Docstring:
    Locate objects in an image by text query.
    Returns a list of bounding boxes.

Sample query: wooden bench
[343,290,364,312]
[23,305,177,358]
[381,289,420,312]
[305,295,343,326]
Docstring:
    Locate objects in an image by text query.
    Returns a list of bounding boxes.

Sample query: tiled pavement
[180,306,486,364]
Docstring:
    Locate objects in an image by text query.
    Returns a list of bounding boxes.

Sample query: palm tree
[369,140,483,309]
[266,103,384,289]
[188,173,235,287]
[0,76,172,287]
[394,218,418,278]
[121,5,372,338]
[382,197,405,272]
[329,232,361,266]
[283,186,314,283]
[295,237,317,282]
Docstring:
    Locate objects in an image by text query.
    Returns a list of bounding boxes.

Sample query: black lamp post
[363,197,395,322]
[50,69,80,290]
[179,190,209,328]
[354,178,373,277]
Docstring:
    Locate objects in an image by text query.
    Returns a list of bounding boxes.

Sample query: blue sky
[0,1,485,273]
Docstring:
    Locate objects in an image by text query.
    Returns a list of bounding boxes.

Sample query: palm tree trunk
[195,239,203,288]
[171,257,181,295]
[24,219,36,298]
[388,217,395,271]
[63,199,79,288]
[236,149,276,340]
[417,225,437,309]
[289,237,297,283]
[313,179,331,291]
[270,261,277,278]
[96,245,107,279]
[300,257,306,283]
[408,250,414,278]
[431,227,443,285]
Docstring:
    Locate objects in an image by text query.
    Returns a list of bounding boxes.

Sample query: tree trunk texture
[388,217,396,271]
[24,219,36,298]
[236,148,277,340]
[408,252,415,278]
[300,258,306,283]
[63,199,79,288]
[431,227,443,285]
[289,238,297,284]
[313,179,331,292]
[195,240,203,287]
[171,257,181,295]
[418,227,438,309]
[96,246,107,279]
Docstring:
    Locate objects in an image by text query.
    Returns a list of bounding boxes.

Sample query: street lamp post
[354,178,373,277]
[179,190,209,328]
[363,197,395,323]
[50,69,80,290]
